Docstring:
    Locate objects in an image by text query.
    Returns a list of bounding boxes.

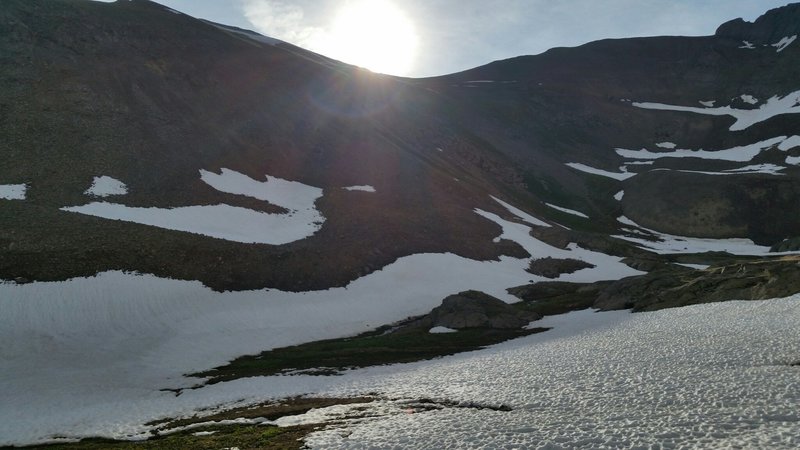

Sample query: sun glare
[317,0,419,76]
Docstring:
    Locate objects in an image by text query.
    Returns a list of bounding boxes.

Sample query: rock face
[716,4,800,43]
[408,291,541,330]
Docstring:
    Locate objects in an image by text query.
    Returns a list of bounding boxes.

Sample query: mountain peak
[716,2,800,42]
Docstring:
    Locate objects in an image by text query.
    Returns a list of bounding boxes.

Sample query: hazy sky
[108,0,792,77]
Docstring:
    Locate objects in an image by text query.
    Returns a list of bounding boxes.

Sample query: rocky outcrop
[596,257,800,311]
[716,3,800,43]
[526,257,594,278]
[403,290,541,331]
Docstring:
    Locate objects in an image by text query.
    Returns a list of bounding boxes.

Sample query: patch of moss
[194,326,548,384]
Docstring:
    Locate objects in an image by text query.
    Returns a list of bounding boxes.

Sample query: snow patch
[544,203,588,219]
[0,184,26,200]
[613,190,624,201]
[655,142,676,149]
[429,326,457,334]
[199,168,321,210]
[343,185,376,193]
[615,136,787,162]
[699,100,716,107]
[614,215,792,255]
[566,162,635,180]
[786,156,800,166]
[740,94,759,105]
[739,40,755,49]
[633,90,800,131]
[85,176,128,197]
[772,35,797,52]
[722,164,785,175]
[778,135,800,151]
[674,262,710,270]
[490,196,550,227]
[63,169,324,245]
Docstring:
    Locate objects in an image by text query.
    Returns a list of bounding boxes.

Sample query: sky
[102,0,792,77]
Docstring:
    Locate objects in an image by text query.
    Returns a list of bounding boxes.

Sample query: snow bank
[0,184,26,200]
[633,90,800,131]
[85,176,128,197]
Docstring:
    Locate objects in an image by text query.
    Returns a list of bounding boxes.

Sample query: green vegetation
[195,325,547,384]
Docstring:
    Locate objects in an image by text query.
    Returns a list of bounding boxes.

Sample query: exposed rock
[403,290,541,331]
[527,257,594,278]
[772,237,800,252]
[596,257,800,311]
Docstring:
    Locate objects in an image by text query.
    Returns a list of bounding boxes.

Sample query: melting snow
[429,326,457,334]
[0,198,642,446]
[0,184,26,200]
[343,185,376,193]
[85,176,128,197]
[544,202,588,218]
[633,90,800,131]
[614,215,790,255]
[772,35,797,52]
[565,162,635,180]
[615,136,787,162]
[63,169,324,245]
[655,142,677,149]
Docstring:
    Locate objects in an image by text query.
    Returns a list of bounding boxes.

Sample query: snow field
[0,197,641,445]
[300,298,800,449]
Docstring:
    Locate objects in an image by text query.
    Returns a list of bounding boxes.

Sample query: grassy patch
[195,326,548,384]
[13,424,310,450]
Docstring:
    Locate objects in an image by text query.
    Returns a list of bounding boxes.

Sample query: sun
[316,0,419,76]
